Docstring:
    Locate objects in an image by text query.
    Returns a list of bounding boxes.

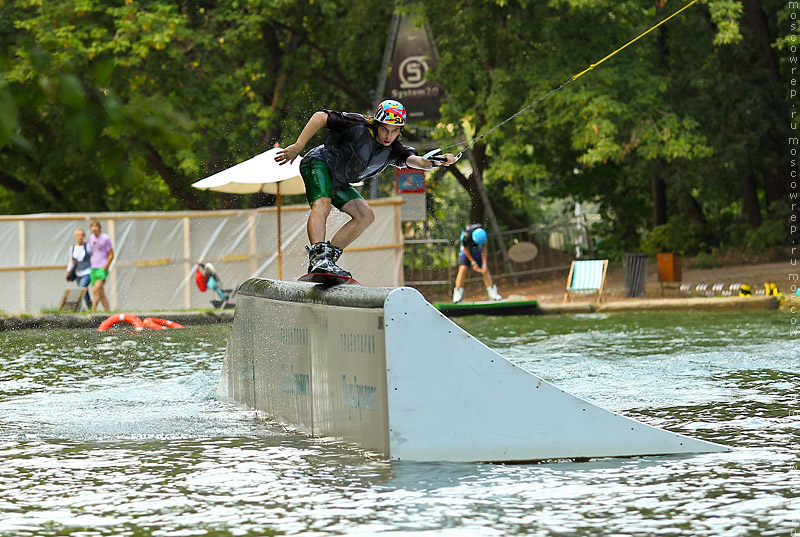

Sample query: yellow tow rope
[571,0,700,82]
[443,0,701,158]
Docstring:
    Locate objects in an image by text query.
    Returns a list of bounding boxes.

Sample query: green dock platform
[433,299,541,317]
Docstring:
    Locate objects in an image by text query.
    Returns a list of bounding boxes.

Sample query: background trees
[0,0,793,258]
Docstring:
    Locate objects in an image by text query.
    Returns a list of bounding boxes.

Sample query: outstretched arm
[406,153,457,171]
[275,111,329,165]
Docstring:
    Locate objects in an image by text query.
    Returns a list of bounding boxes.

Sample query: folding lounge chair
[563,259,609,303]
[59,288,87,312]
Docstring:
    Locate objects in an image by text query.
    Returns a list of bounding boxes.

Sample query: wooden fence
[403,218,594,290]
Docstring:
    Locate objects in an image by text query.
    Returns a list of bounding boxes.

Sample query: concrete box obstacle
[218,279,730,462]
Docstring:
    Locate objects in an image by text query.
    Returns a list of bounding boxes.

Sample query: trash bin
[656,253,682,283]
[656,253,682,296]
[623,253,648,298]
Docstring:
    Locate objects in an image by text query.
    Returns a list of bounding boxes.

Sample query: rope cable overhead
[425,0,701,162]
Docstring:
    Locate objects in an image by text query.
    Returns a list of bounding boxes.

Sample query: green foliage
[428,172,472,238]
[741,216,791,253]
[0,0,790,263]
[0,0,391,213]
[590,224,632,264]
[691,251,725,269]
[640,216,702,256]
[0,76,17,147]
[640,202,789,259]
[706,0,744,44]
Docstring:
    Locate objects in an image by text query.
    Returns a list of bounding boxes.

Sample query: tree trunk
[466,144,487,224]
[262,30,298,148]
[138,141,207,210]
[446,164,525,230]
[447,162,484,223]
[742,172,762,228]
[741,0,791,212]
[489,197,526,230]
[0,170,28,194]
[651,168,667,227]
[741,0,781,76]
[0,169,64,209]
[763,165,790,213]
[680,188,707,228]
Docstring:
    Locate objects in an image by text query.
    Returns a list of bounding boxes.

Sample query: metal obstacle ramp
[218,278,730,462]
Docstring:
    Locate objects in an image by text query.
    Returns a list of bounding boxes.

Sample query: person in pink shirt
[88,219,114,311]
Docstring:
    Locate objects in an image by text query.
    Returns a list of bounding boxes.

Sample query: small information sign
[396,168,426,221]
[396,168,425,194]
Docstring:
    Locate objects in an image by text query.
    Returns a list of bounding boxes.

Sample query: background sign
[396,168,425,193]
[385,16,443,122]
[396,168,426,221]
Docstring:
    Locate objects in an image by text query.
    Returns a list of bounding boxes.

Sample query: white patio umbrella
[191,147,306,279]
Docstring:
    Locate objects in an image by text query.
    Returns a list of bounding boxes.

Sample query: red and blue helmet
[375,100,406,126]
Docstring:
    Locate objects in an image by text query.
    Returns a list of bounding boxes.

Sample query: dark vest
[302,111,414,189]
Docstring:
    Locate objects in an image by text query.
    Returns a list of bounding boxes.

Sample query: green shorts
[90,268,108,285]
[299,159,363,210]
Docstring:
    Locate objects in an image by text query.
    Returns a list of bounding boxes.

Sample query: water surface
[0,311,797,536]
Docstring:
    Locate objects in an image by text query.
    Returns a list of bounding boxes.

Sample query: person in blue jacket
[453,224,502,303]
[276,100,456,278]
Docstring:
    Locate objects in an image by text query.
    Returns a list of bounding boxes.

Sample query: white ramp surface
[219,279,730,462]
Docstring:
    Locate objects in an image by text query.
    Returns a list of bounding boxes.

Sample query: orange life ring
[142,317,185,330]
[98,314,145,332]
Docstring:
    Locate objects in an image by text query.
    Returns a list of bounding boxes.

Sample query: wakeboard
[298,272,361,286]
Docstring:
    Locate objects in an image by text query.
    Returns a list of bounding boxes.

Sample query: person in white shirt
[65,228,92,310]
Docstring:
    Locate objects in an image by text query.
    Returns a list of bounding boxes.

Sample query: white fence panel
[0,198,403,313]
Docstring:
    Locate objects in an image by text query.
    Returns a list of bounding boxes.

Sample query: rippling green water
[0,311,798,536]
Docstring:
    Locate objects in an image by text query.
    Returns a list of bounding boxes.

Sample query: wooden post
[183,217,191,308]
[248,212,258,277]
[18,220,26,313]
[277,183,282,280]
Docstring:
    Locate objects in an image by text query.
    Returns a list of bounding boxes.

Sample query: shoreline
[0,310,234,331]
[537,295,781,314]
[1,294,784,331]
[421,260,792,307]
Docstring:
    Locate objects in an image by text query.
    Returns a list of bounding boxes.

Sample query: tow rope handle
[422,148,463,167]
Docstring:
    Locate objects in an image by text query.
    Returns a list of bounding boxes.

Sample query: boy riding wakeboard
[275,100,457,280]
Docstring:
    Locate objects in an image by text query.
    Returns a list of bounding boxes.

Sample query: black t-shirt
[302,110,416,188]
